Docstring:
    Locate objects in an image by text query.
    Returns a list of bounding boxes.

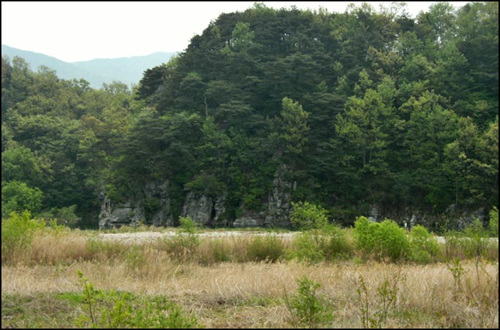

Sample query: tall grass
[1,212,498,328]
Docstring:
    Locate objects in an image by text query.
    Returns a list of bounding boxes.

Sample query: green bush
[353,217,410,262]
[1,181,43,218]
[409,225,440,263]
[246,235,285,262]
[76,271,202,328]
[1,211,45,264]
[462,218,491,259]
[288,275,333,328]
[489,206,498,237]
[323,224,354,261]
[36,205,79,227]
[286,231,326,264]
[290,201,329,230]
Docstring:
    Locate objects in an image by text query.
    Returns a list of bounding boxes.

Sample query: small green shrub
[288,275,333,328]
[355,271,405,328]
[323,224,354,260]
[462,218,491,259]
[409,225,440,263]
[287,225,353,264]
[286,231,325,264]
[159,216,200,262]
[76,271,201,328]
[353,217,410,262]
[246,235,285,262]
[1,211,45,264]
[36,205,79,227]
[488,206,498,237]
[1,181,43,218]
[290,201,329,230]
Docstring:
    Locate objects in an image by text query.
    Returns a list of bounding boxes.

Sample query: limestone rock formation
[265,164,294,227]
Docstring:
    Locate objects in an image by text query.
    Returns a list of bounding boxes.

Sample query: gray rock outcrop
[98,180,173,228]
[265,164,294,227]
[181,191,228,226]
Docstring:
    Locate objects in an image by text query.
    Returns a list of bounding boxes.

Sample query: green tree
[1,181,43,218]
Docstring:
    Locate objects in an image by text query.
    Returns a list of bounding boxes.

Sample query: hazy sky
[2,1,465,63]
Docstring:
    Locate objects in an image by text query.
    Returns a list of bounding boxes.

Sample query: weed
[75,270,202,328]
[354,269,406,328]
[1,211,45,265]
[157,216,200,262]
[247,235,285,262]
[286,275,333,328]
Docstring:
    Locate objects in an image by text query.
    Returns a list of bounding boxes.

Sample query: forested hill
[1,45,176,88]
[2,2,498,230]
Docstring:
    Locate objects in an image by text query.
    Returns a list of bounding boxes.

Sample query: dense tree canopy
[2,2,498,228]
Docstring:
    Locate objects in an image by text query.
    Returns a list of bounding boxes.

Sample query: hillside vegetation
[1,2,498,229]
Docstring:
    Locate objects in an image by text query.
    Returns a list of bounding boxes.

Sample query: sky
[2,1,466,63]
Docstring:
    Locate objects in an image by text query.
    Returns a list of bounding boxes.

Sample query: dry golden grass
[2,228,498,328]
[3,257,498,328]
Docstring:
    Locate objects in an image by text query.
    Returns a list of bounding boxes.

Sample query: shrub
[323,224,354,261]
[286,231,326,264]
[76,271,201,328]
[1,211,45,264]
[290,201,329,230]
[353,217,410,262]
[36,205,79,227]
[462,218,491,259]
[288,275,333,328]
[1,181,43,218]
[409,225,440,263]
[489,206,498,237]
[246,235,285,262]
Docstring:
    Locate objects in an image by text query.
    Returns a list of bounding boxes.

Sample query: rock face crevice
[180,191,228,227]
[99,164,298,228]
[265,164,294,228]
[98,180,173,229]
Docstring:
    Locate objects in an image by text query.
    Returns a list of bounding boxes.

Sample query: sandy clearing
[97,231,498,245]
[98,231,298,244]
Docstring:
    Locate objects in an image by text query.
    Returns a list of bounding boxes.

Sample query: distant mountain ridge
[1,45,177,88]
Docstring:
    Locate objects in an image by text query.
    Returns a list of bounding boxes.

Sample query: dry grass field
[2,225,498,328]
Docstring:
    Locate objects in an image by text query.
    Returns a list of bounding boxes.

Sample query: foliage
[1,211,45,264]
[353,217,410,262]
[159,216,200,262]
[288,275,333,328]
[489,206,498,237]
[76,271,201,328]
[290,201,329,230]
[462,218,491,259]
[355,270,406,328]
[408,225,440,263]
[1,2,497,228]
[246,235,285,262]
[1,181,43,218]
[286,231,326,264]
